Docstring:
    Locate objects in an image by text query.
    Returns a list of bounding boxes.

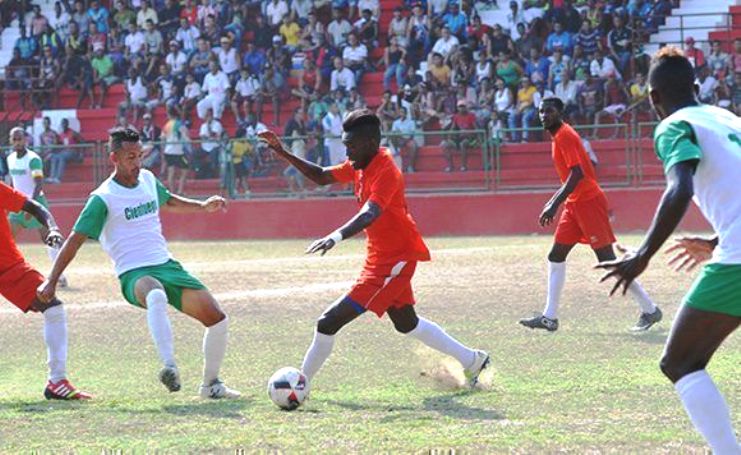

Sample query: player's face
[343,131,374,170]
[648,84,666,119]
[538,103,561,130]
[10,131,25,151]
[113,142,143,181]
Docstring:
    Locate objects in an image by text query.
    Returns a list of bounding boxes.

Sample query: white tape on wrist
[329,231,343,244]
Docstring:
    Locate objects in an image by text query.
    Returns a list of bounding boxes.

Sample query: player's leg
[388,304,490,387]
[660,306,740,453]
[519,242,574,331]
[133,276,180,391]
[593,244,661,331]
[301,296,364,382]
[179,288,240,398]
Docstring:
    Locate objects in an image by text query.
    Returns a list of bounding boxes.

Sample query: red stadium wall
[18,188,710,242]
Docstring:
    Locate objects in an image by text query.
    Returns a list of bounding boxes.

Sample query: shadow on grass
[422,391,505,421]
[0,400,86,413]
[161,399,252,418]
[323,400,417,413]
[583,329,669,345]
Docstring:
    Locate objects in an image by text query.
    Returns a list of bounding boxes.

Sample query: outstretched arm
[38,231,88,302]
[539,165,583,227]
[22,199,63,247]
[259,130,337,186]
[163,193,227,213]
[306,201,382,255]
[597,160,697,295]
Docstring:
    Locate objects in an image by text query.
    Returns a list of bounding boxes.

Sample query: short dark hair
[541,96,564,112]
[648,46,695,101]
[342,109,381,140]
[109,128,140,152]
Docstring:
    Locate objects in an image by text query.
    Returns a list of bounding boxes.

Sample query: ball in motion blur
[268,367,309,410]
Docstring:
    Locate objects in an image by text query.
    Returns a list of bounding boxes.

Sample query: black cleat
[519,314,559,332]
[631,307,663,332]
[159,366,181,392]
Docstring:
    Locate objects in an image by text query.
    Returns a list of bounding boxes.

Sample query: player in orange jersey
[0,181,91,400]
[259,110,489,390]
[519,97,663,332]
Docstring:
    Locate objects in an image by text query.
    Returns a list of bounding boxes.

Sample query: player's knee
[547,251,566,263]
[392,316,418,334]
[316,312,343,335]
[659,354,703,383]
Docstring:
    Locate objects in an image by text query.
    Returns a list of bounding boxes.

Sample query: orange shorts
[347,261,417,317]
[0,261,44,313]
[554,193,616,249]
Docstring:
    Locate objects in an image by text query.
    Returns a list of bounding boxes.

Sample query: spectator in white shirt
[136,0,157,29]
[216,35,240,83]
[181,72,202,123]
[124,20,145,56]
[391,106,419,173]
[175,17,200,54]
[554,71,579,119]
[330,57,356,93]
[431,25,459,61]
[165,40,188,87]
[327,8,353,48]
[265,0,289,29]
[590,50,619,80]
[231,67,260,123]
[199,108,225,174]
[119,68,149,123]
[352,0,380,20]
[342,33,368,85]
[322,102,345,166]
[197,60,231,119]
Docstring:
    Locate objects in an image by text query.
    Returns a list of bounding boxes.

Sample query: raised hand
[202,195,227,213]
[665,235,715,272]
[305,235,337,256]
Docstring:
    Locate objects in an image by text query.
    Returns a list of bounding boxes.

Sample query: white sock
[675,370,740,454]
[407,318,476,369]
[47,247,65,279]
[202,316,229,384]
[146,289,176,367]
[543,261,566,319]
[43,305,68,383]
[301,330,335,381]
[628,281,657,314]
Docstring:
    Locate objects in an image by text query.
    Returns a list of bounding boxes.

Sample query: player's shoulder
[656,105,736,137]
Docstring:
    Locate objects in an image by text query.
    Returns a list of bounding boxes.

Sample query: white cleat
[464,350,491,388]
[199,379,241,399]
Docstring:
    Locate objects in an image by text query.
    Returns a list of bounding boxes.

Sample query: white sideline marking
[0,281,355,315]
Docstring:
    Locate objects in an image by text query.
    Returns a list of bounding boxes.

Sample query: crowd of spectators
[2,0,740,187]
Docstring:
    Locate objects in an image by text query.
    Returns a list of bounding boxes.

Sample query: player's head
[9,127,26,152]
[648,46,698,119]
[342,109,381,170]
[109,128,143,181]
[539,97,565,131]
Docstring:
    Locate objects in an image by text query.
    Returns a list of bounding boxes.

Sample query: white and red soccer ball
[267,367,309,410]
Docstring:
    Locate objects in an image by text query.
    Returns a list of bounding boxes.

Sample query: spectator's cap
[220,36,231,45]
[143,113,152,120]
[510,0,518,6]
[272,35,282,43]
[457,100,467,107]
[169,40,179,47]
[685,36,695,44]
[362,8,372,15]
[403,84,412,91]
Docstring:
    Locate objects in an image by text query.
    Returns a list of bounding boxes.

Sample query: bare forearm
[275,145,334,185]
[637,166,696,259]
[22,199,58,230]
[32,181,42,200]
[164,193,208,213]
[549,167,583,208]
[49,233,86,282]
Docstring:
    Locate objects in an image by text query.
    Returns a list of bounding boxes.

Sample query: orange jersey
[330,149,431,265]
[551,123,603,203]
[0,182,28,271]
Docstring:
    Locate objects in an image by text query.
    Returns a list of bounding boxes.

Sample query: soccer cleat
[464,350,491,388]
[519,314,559,332]
[631,307,663,332]
[199,379,241,399]
[159,366,181,392]
[44,379,92,400]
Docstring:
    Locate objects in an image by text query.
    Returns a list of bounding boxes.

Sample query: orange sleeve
[328,161,355,184]
[368,165,400,210]
[558,130,583,169]
[0,182,27,213]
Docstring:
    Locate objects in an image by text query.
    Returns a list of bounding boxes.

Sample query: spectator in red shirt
[684,37,706,70]
[442,100,479,172]
[180,0,198,25]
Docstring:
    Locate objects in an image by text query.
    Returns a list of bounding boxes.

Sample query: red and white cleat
[44,379,92,400]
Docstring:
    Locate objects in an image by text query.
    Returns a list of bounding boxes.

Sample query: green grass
[0,236,738,453]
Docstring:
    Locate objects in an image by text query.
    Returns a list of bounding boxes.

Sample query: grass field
[0,236,738,453]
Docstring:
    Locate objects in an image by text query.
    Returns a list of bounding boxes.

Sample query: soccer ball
[267,367,309,410]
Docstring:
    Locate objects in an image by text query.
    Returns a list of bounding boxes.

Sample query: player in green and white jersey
[598,47,740,453]
[37,128,240,399]
[7,127,68,287]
